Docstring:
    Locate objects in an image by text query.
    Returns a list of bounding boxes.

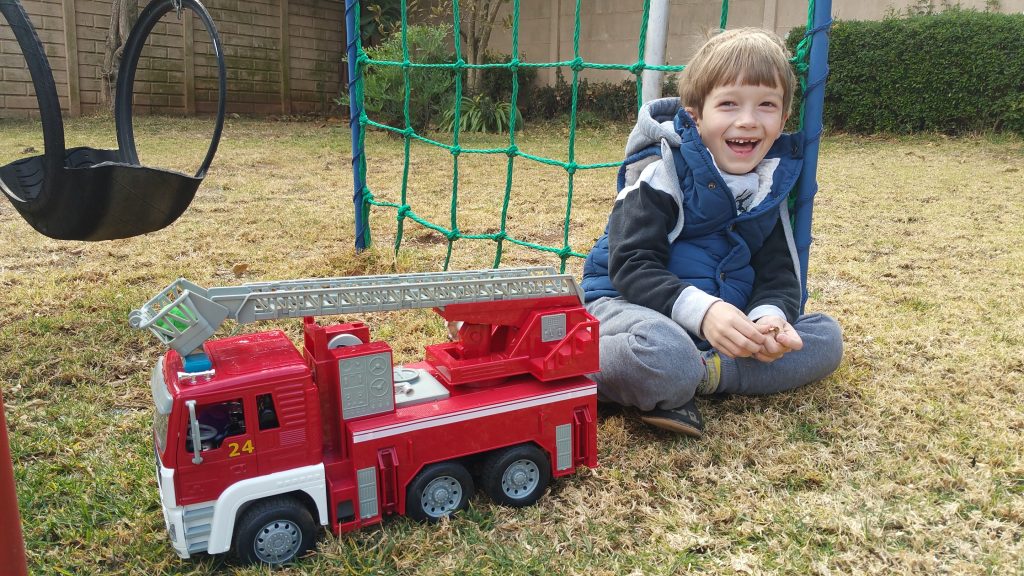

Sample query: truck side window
[257,393,280,430]
[186,399,246,453]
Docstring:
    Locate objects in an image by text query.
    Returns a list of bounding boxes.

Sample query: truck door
[175,396,259,506]
[252,389,318,476]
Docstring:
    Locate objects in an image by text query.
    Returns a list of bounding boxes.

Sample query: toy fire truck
[129,267,599,565]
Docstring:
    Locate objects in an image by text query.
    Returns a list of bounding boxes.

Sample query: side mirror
[185,400,203,465]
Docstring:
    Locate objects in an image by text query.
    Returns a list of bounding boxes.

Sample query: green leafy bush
[524,70,640,123]
[585,78,638,122]
[787,9,1024,135]
[339,24,455,132]
[1003,95,1024,135]
[523,72,570,121]
[433,51,534,133]
[661,73,680,100]
[442,94,524,133]
[477,52,540,103]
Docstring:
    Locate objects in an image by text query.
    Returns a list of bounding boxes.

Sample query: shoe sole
[639,414,703,438]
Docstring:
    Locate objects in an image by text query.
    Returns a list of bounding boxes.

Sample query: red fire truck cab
[135,268,599,565]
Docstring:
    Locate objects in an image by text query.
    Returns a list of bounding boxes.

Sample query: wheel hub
[501,459,540,498]
[429,486,451,506]
[254,520,301,564]
[420,475,462,517]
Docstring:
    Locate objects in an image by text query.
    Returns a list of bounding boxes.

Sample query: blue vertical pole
[345,0,369,250]
[794,0,831,312]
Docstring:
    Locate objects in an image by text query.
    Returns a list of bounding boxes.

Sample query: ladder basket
[129,279,229,356]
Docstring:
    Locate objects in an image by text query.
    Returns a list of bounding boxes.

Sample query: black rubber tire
[114,0,226,177]
[480,444,551,508]
[233,496,317,566]
[405,461,475,522]
[0,0,65,209]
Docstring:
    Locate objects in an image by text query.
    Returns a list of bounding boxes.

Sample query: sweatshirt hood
[625,97,684,157]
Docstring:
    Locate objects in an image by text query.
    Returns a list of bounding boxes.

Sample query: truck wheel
[233,496,316,566]
[406,461,474,522]
[481,444,551,507]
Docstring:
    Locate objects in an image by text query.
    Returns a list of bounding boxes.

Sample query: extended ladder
[129,267,583,356]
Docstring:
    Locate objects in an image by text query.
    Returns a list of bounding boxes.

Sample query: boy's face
[685,82,789,175]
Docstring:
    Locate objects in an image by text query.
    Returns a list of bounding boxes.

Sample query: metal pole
[0,389,29,576]
[794,0,832,312]
[640,0,670,103]
[345,0,369,251]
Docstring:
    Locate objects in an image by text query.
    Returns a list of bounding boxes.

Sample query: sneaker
[639,398,704,438]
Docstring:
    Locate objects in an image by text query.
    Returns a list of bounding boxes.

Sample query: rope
[352,0,816,271]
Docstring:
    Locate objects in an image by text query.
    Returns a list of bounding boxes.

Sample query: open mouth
[726,138,760,154]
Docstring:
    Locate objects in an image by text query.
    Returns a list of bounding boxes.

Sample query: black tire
[0,0,65,209]
[1,0,220,240]
[233,496,317,566]
[115,0,226,177]
[405,461,474,522]
[481,444,551,508]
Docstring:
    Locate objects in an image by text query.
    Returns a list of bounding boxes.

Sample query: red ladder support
[0,389,29,576]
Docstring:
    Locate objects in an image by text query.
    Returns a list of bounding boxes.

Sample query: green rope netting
[354,0,816,271]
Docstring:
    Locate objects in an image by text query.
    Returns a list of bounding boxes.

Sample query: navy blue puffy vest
[582,109,803,310]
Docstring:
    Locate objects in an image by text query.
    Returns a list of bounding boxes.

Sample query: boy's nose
[735,108,757,127]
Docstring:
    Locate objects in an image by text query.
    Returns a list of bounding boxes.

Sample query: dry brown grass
[1,117,1022,575]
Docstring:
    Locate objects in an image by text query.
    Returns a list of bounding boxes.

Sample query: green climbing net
[352,0,817,271]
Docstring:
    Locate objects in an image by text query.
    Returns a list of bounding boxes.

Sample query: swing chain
[172,0,183,20]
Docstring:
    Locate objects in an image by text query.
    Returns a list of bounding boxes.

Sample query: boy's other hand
[701,301,767,358]
[752,316,803,362]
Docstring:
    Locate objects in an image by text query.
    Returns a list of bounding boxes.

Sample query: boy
[581,28,843,437]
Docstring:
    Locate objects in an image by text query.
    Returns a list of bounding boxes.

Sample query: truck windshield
[150,357,172,454]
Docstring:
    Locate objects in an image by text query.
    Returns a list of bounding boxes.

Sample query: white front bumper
[155,456,190,559]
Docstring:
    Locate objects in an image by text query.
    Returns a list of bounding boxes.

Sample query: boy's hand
[701,301,767,358]
[752,316,803,362]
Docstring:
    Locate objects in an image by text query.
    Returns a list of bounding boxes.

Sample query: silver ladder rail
[129,267,583,356]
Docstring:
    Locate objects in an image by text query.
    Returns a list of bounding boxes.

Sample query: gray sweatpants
[586,296,844,411]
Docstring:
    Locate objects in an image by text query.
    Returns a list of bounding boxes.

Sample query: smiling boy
[581,28,843,437]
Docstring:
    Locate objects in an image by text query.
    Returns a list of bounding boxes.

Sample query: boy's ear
[684,107,700,124]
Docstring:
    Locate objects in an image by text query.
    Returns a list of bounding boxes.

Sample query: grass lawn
[1,116,1022,575]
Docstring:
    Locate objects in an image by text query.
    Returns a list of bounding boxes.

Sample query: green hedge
[788,9,1024,135]
[524,71,681,124]
[526,71,638,124]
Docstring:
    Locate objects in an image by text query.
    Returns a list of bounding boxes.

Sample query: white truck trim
[205,463,328,554]
[351,384,596,443]
[156,463,189,559]
[159,462,328,556]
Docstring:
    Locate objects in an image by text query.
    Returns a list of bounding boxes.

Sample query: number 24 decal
[228,440,254,457]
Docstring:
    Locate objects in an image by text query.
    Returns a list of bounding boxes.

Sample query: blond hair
[678,27,796,118]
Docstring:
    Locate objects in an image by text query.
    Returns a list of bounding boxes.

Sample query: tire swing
[0,0,225,241]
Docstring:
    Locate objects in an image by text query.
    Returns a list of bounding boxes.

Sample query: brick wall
[77,7,189,114]
[1,0,68,118]
[1,0,343,119]
[199,0,282,114]
[289,0,342,114]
